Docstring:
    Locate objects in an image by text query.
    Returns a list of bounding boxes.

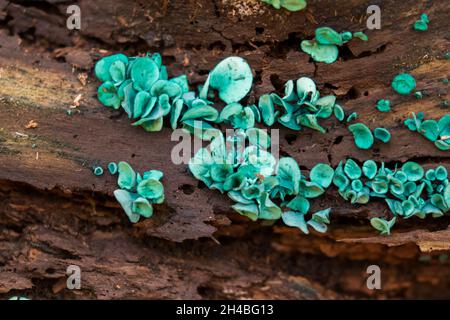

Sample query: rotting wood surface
[0,0,449,299]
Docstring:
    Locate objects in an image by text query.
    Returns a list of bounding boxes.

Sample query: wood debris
[70,94,83,109]
[77,73,88,86]
[25,120,38,129]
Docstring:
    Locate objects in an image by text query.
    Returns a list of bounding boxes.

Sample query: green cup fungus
[202,56,253,105]
[185,131,450,235]
[370,217,396,235]
[108,162,118,175]
[413,13,429,31]
[93,52,449,236]
[301,39,339,64]
[98,81,122,109]
[404,113,450,150]
[435,166,448,181]
[113,161,164,223]
[284,202,332,235]
[346,112,358,122]
[335,158,450,233]
[363,160,378,179]
[184,57,260,132]
[309,163,334,188]
[335,159,370,204]
[97,53,349,144]
[258,94,277,126]
[307,208,331,233]
[392,73,416,95]
[376,99,391,112]
[348,123,374,150]
[353,31,369,41]
[190,135,280,221]
[218,103,256,130]
[344,159,362,180]
[189,130,332,234]
[374,127,391,143]
[414,91,423,99]
[95,53,190,132]
[301,27,368,64]
[425,169,436,181]
[402,161,424,182]
[93,166,104,176]
[315,27,343,46]
[95,53,129,83]
[351,179,363,192]
[261,0,307,11]
[421,14,430,24]
[96,54,262,134]
[131,56,160,91]
[281,211,309,234]
[256,76,342,133]
[333,104,345,121]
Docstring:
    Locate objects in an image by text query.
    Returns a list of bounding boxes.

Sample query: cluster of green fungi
[189,131,332,234]
[374,73,417,114]
[95,52,190,132]
[259,77,342,131]
[347,123,391,149]
[301,27,368,64]
[110,161,165,223]
[95,54,347,138]
[367,73,422,147]
[94,45,447,234]
[404,112,450,151]
[189,133,450,235]
[260,0,307,11]
[334,159,450,233]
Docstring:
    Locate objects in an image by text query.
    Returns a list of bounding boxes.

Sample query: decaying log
[0,0,449,299]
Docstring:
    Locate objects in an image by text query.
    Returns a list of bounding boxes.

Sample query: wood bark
[0,0,449,299]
